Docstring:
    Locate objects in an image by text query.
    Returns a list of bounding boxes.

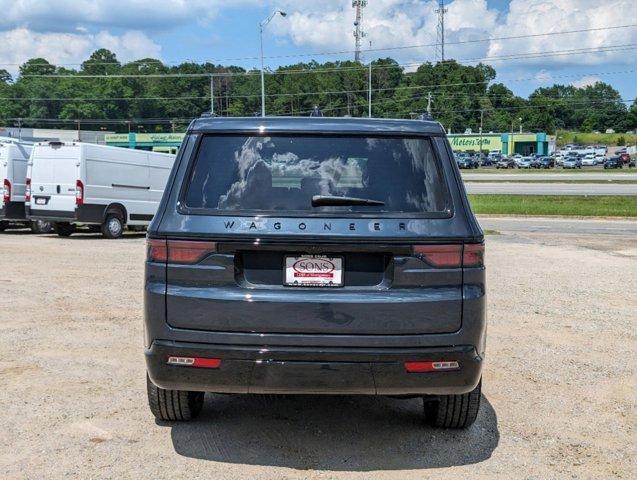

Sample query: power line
[4,23,636,68]
[3,97,633,125]
[3,69,634,103]
[18,43,637,79]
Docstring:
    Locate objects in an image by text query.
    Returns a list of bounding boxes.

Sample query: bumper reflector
[404,360,459,373]
[167,356,221,369]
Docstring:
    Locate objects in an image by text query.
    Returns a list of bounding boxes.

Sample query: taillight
[412,243,484,268]
[24,178,31,203]
[2,179,10,204]
[147,239,217,264]
[412,244,462,268]
[167,356,221,369]
[404,360,460,373]
[463,243,484,267]
[75,180,84,206]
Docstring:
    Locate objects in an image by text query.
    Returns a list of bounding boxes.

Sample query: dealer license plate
[284,255,343,287]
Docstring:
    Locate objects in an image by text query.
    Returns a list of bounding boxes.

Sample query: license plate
[284,255,343,287]
[35,197,47,205]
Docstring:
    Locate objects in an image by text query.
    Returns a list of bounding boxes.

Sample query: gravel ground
[0,224,635,479]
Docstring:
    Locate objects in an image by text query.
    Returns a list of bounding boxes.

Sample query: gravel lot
[0,222,635,479]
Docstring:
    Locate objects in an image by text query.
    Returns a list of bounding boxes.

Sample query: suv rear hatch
[159,133,477,336]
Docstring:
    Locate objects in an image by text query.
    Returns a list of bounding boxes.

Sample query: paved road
[465,182,637,195]
[462,172,635,181]
[477,215,637,235]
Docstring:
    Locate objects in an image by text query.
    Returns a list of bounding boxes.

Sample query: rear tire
[424,379,481,429]
[101,214,124,239]
[54,222,75,237]
[146,375,204,421]
[0,221,8,232]
[30,220,52,234]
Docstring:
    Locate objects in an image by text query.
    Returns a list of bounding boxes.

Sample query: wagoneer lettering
[144,116,486,429]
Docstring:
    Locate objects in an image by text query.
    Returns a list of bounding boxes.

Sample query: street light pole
[260,10,287,117]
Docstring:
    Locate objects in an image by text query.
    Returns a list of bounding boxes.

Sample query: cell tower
[352,0,367,63]
[435,0,447,62]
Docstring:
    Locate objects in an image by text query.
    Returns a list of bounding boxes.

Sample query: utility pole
[210,75,214,115]
[435,1,447,62]
[519,117,523,133]
[479,109,484,158]
[352,1,367,63]
[427,92,432,115]
[17,118,22,140]
[368,41,372,118]
[259,10,287,117]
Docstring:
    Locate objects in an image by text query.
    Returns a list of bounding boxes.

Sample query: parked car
[537,157,555,169]
[562,157,582,169]
[604,156,624,169]
[496,158,516,169]
[619,152,634,167]
[144,116,486,428]
[517,157,533,169]
[26,142,175,238]
[0,140,52,233]
[581,154,597,166]
[456,156,479,169]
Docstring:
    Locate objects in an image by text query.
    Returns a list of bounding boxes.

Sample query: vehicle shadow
[165,394,499,471]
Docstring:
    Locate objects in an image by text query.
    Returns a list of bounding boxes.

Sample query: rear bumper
[27,207,76,223]
[0,202,27,221]
[145,340,483,395]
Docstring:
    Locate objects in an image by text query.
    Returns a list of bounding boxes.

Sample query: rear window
[184,135,450,216]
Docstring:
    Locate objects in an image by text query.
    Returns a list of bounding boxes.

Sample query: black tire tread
[146,375,203,421]
[425,379,481,429]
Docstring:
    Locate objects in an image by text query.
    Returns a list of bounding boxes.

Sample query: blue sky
[1,0,636,102]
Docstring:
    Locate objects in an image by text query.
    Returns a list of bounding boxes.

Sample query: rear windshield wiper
[311,195,385,207]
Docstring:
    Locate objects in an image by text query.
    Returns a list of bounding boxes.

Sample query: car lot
[0,223,635,479]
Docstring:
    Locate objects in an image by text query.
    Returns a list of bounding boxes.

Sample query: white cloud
[0,0,260,32]
[273,0,498,65]
[487,0,637,66]
[0,28,161,75]
[572,75,602,88]
[534,70,553,82]
[269,0,636,69]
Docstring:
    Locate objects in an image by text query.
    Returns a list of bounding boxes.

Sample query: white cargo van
[26,142,175,238]
[0,140,52,233]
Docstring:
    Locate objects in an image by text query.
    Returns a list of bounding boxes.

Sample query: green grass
[556,130,637,147]
[469,195,637,217]
[462,168,637,174]
[466,179,637,184]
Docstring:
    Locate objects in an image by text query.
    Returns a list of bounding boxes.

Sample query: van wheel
[147,375,204,421]
[424,379,481,429]
[101,214,124,239]
[55,223,76,237]
[30,220,52,234]
[0,221,8,232]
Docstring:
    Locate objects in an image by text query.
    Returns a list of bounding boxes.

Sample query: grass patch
[466,179,637,184]
[462,168,637,174]
[469,195,637,217]
[556,130,637,147]
[482,229,501,235]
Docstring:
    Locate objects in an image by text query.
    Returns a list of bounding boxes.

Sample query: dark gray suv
[144,116,486,429]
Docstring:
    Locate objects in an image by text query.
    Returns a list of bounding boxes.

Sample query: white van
[26,142,175,238]
[0,140,52,233]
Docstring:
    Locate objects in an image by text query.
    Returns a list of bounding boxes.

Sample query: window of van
[183,135,450,216]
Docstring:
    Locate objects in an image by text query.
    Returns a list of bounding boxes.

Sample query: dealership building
[448,132,555,156]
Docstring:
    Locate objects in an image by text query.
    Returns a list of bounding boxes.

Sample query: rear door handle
[56,185,61,194]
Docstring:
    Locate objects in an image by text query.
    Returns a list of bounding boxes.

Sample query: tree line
[0,48,635,134]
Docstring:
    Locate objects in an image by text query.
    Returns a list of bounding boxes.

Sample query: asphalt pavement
[477,215,637,235]
[465,182,637,195]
